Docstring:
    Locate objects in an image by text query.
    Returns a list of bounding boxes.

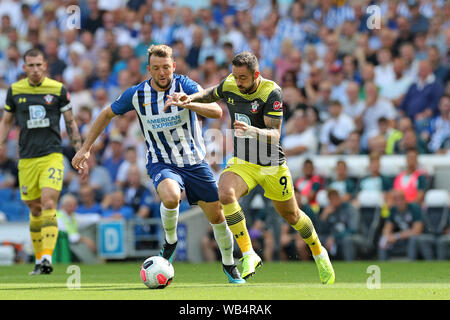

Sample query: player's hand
[72,149,90,178]
[233,120,256,138]
[164,93,191,112]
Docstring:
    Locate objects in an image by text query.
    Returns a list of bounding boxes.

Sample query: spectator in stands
[393,148,428,205]
[294,159,325,213]
[378,189,425,261]
[399,60,444,131]
[329,63,349,106]
[343,81,365,121]
[282,110,318,157]
[385,116,414,155]
[313,80,333,121]
[393,127,429,154]
[427,45,449,85]
[335,130,364,155]
[358,152,392,197]
[101,189,134,220]
[101,134,125,183]
[303,65,323,107]
[0,143,17,189]
[76,185,103,215]
[122,164,157,219]
[408,0,429,35]
[320,100,355,155]
[318,189,358,261]
[327,160,357,203]
[359,81,397,149]
[379,56,414,108]
[57,193,96,255]
[427,94,450,153]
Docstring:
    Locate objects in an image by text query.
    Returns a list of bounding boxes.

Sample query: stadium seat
[355,190,384,257]
[0,202,29,222]
[0,188,13,202]
[423,189,449,236]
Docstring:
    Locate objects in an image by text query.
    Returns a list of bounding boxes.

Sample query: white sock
[243,249,256,256]
[211,221,234,266]
[36,257,42,265]
[42,254,52,264]
[160,202,179,244]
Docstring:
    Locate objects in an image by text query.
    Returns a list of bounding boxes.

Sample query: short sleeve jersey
[4,77,71,158]
[214,74,285,166]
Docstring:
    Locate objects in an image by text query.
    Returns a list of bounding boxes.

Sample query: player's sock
[41,209,58,258]
[29,213,43,264]
[211,221,234,266]
[291,209,322,256]
[222,201,253,255]
[160,202,179,244]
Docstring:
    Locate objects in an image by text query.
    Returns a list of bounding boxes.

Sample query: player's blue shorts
[146,160,219,205]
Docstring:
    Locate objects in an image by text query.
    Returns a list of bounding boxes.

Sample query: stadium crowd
[0,0,449,261]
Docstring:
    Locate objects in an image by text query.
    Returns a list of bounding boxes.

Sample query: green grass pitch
[0,261,449,300]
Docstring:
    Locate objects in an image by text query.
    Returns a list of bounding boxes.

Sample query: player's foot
[40,258,53,274]
[240,252,262,279]
[313,246,335,285]
[223,264,246,284]
[29,264,42,275]
[159,240,177,263]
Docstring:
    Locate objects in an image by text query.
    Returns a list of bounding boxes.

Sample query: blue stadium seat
[0,188,13,202]
[0,201,29,222]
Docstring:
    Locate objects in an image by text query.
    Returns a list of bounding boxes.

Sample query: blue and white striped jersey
[111,74,206,168]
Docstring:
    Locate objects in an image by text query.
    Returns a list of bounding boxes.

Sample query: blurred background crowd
[0,0,449,262]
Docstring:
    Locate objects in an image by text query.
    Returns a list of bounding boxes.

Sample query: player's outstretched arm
[164,86,222,119]
[71,106,116,173]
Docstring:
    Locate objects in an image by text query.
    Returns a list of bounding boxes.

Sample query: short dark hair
[23,48,45,61]
[232,51,259,73]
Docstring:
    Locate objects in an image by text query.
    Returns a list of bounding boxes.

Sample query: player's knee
[283,208,300,225]
[41,198,57,211]
[161,194,180,209]
[218,187,236,205]
[27,202,42,216]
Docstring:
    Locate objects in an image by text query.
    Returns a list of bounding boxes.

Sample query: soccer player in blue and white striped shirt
[72,45,245,284]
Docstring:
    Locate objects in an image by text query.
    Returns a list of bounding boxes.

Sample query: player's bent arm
[0,111,14,150]
[189,86,221,103]
[62,109,83,152]
[256,115,282,143]
[81,106,116,152]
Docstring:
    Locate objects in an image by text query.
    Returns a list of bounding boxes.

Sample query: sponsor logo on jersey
[273,101,282,111]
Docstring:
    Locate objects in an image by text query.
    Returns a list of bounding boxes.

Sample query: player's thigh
[39,153,64,195]
[18,158,41,201]
[198,200,225,224]
[261,163,294,202]
[218,169,254,203]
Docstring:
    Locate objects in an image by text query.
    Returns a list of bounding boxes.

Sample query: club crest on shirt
[251,100,259,113]
[44,94,54,105]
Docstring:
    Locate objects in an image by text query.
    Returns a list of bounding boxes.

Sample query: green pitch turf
[0,261,449,300]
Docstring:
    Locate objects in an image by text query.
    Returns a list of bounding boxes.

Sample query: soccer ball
[140,256,174,289]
